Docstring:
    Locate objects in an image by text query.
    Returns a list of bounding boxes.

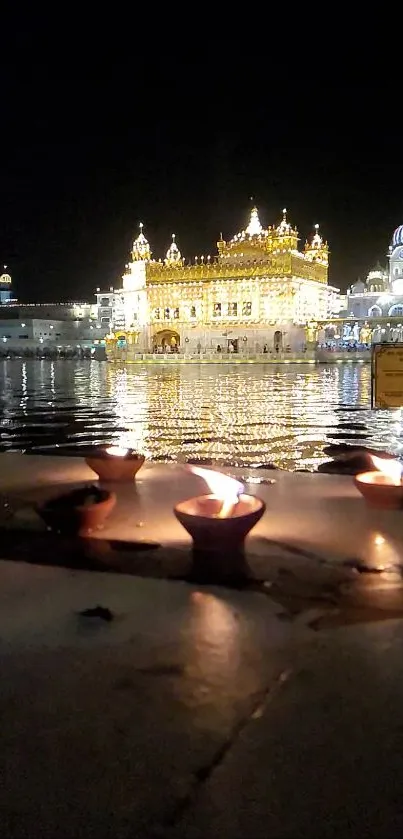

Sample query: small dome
[366,268,387,285]
[351,280,366,294]
[165,234,182,265]
[132,222,151,261]
[310,223,323,249]
[276,208,291,236]
[392,225,403,249]
[0,265,11,285]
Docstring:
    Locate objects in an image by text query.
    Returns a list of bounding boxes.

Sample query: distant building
[0,271,108,352]
[309,225,403,352]
[97,207,339,356]
[0,267,15,305]
[346,226,403,319]
[0,314,104,346]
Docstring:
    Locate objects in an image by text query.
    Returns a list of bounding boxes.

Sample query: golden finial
[132,221,151,260]
[165,233,182,265]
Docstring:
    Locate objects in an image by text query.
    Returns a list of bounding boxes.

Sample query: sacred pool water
[0,359,400,470]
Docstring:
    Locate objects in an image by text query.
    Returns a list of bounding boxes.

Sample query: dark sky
[0,12,399,301]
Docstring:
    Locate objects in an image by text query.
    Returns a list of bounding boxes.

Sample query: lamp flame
[189,466,244,518]
[105,446,129,458]
[371,456,402,486]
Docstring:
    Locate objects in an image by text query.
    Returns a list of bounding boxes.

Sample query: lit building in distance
[346,225,403,322]
[313,224,403,351]
[98,207,339,355]
[0,267,15,304]
[0,268,108,354]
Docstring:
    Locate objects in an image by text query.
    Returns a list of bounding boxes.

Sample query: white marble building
[346,225,403,319]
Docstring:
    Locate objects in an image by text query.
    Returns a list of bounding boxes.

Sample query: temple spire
[312,223,322,247]
[165,233,183,266]
[304,222,328,265]
[245,206,263,237]
[132,221,152,261]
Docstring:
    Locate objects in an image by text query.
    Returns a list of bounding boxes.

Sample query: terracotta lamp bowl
[174,493,265,549]
[354,472,403,510]
[174,493,265,583]
[37,486,116,536]
[85,448,145,482]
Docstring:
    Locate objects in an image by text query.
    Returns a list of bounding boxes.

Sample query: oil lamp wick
[188,465,244,518]
[216,490,241,519]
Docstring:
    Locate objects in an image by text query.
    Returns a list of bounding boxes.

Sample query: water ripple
[0,359,401,470]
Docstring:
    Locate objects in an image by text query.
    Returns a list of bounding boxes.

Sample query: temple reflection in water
[1,358,401,468]
[102,362,377,470]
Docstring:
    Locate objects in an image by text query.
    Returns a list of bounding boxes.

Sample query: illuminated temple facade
[97,207,339,355]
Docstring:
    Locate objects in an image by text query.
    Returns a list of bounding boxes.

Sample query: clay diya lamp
[85,446,145,482]
[37,485,116,536]
[354,455,403,509]
[174,466,265,584]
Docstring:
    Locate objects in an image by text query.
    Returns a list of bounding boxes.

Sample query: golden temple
[97,206,338,356]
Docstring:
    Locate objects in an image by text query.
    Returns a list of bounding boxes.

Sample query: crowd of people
[317,341,372,352]
[0,347,99,360]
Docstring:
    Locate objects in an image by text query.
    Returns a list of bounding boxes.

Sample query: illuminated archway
[152,329,180,350]
[104,330,140,351]
[388,305,403,317]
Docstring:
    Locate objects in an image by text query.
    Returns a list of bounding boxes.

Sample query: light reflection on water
[0,359,402,470]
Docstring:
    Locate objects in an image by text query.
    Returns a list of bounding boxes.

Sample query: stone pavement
[173,618,403,838]
[0,560,403,837]
[0,561,299,837]
[0,454,403,836]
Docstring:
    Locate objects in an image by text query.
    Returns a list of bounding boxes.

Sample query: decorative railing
[145,254,327,285]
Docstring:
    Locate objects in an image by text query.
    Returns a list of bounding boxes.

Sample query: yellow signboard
[372,343,403,408]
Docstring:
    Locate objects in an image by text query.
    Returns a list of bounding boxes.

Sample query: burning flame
[371,456,402,486]
[105,446,129,458]
[189,466,244,518]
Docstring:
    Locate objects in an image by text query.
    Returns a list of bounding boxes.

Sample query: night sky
[0,13,399,302]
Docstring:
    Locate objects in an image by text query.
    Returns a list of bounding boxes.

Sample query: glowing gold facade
[98,207,338,355]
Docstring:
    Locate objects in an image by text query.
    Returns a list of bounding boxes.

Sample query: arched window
[388,305,403,316]
[368,305,382,317]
